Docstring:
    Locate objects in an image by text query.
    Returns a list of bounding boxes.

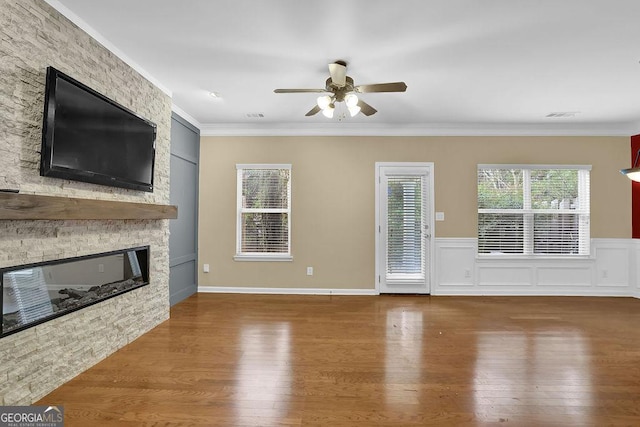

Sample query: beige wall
[199,135,631,289]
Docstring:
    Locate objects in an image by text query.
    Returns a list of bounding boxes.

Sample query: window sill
[234,254,293,262]
[476,254,594,261]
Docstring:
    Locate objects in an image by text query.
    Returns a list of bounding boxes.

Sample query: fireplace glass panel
[2,247,148,337]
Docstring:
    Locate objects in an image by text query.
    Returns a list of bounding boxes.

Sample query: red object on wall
[632,134,640,238]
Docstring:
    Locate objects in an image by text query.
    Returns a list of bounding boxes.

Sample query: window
[477,165,590,257]
[386,176,425,277]
[235,164,292,261]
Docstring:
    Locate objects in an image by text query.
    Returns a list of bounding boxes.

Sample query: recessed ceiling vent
[246,113,264,118]
[546,112,580,118]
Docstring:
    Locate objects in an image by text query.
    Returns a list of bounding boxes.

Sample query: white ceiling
[47,0,640,135]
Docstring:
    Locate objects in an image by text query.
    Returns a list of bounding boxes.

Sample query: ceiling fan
[274,61,407,118]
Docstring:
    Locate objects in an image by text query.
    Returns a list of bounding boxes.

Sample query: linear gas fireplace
[1,246,149,338]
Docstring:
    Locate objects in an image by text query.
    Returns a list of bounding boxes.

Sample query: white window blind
[386,176,425,278]
[236,164,291,260]
[477,165,590,257]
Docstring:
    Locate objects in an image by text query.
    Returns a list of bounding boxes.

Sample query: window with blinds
[236,164,291,260]
[477,165,590,257]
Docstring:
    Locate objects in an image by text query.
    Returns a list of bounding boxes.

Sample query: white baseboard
[197,239,640,298]
[198,286,378,296]
[434,289,632,297]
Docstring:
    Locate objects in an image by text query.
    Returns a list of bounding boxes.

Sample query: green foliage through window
[477,166,590,256]
[237,167,291,255]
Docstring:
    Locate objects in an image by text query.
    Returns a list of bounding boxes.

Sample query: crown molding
[171,105,202,130]
[44,0,172,97]
[200,121,640,137]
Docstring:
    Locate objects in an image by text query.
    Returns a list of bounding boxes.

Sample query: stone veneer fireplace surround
[0,0,174,406]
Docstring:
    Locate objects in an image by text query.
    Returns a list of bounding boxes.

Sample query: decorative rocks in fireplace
[1,246,149,337]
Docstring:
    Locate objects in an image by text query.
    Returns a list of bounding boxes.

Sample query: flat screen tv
[40,66,157,192]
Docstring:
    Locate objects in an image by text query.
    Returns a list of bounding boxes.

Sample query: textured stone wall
[0,0,172,404]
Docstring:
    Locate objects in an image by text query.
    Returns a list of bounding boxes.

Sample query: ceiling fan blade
[357,100,377,116]
[328,62,347,87]
[305,105,321,116]
[354,82,407,93]
[274,88,327,93]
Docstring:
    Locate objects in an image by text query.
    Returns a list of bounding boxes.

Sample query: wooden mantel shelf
[0,192,178,220]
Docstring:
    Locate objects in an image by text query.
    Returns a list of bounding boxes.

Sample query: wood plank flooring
[37,294,640,426]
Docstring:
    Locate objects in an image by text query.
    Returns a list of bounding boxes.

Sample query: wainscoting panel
[437,241,476,288]
[594,243,629,288]
[435,238,636,297]
[536,265,592,288]
[477,265,534,288]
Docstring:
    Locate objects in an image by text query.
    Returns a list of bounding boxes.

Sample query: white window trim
[233,254,293,262]
[235,163,292,261]
[478,164,592,171]
[477,164,591,259]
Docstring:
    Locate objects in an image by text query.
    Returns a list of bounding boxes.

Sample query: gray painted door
[169,113,199,306]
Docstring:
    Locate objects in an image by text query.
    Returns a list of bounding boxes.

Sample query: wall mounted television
[40,66,157,192]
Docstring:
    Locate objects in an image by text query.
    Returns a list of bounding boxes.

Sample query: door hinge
[378,225,381,233]
[378,275,381,283]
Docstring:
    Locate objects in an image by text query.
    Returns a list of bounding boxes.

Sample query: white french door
[376,163,434,294]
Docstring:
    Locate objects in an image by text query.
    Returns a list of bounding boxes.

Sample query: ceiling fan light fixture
[345,93,358,108]
[274,61,406,118]
[317,95,332,109]
[621,167,640,182]
[621,149,640,182]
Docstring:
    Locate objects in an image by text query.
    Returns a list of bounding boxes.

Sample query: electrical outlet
[203,264,210,273]
[464,269,471,278]
[602,269,608,279]
[306,267,313,276]
[98,263,104,273]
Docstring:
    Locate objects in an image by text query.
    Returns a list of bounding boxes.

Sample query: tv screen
[40,66,157,192]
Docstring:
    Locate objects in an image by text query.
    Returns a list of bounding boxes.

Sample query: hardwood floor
[38,294,640,426]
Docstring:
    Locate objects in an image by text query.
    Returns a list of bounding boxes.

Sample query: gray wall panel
[169,112,199,306]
